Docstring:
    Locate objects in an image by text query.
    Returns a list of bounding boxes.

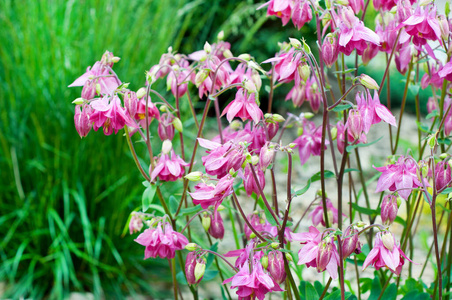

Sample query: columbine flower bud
[347,109,364,140]
[223,49,233,59]
[272,114,285,122]
[136,87,147,99]
[217,30,224,40]
[322,33,338,67]
[268,250,286,284]
[124,91,138,117]
[194,259,206,282]
[438,15,450,40]
[289,37,302,49]
[72,98,84,105]
[259,143,275,170]
[342,227,359,258]
[112,56,121,63]
[195,70,209,87]
[270,242,279,249]
[162,140,173,155]
[202,213,211,231]
[74,105,92,138]
[128,213,144,234]
[173,117,183,132]
[251,155,259,165]
[208,212,224,239]
[381,232,394,251]
[261,255,269,269]
[440,153,448,160]
[158,113,175,141]
[238,53,251,61]
[427,97,438,114]
[317,239,333,272]
[204,42,212,54]
[331,127,338,140]
[298,64,310,81]
[359,74,379,90]
[185,243,198,251]
[185,171,203,181]
[336,0,349,5]
[427,134,437,149]
[95,83,102,95]
[381,195,398,225]
[82,80,96,100]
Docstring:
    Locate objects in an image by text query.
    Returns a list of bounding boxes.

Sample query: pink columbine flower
[129,213,144,235]
[189,175,235,210]
[322,33,339,67]
[434,160,452,191]
[397,4,442,46]
[74,104,92,138]
[374,156,424,200]
[438,61,452,82]
[309,199,344,227]
[185,252,207,285]
[89,95,137,135]
[291,0,312,30]
[223,256,283,300]
[341,226,361,258]
[260,0,292,26]
[336,7,380,56]
[150,149,189,182]
[158,113,176,141]
[381,195,398,225]
[69,51,120,95]
[267,250,286,284]
[208,211,225,239]
[222,89,263,124]
[356,90,397,134]
[297,226,340,279]
[243,164,266,197]
[363,231,414,275]
[293,120,327,166]
[134,221,188,259]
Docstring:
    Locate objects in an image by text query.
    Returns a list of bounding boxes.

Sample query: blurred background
[0,0,429,299]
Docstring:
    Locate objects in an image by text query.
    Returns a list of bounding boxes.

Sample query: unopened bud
[268,250,286,284]
[297,127,304,136]
[136,87,147,99]
[428,134,437,149]
[208,212,224,239]
[419,0,432,6]
[95,83,102,95]
[381,195,398,225]
[204,42,212,54]
[337,0,349,5]
[185,243,198,251]
[271,242,279,249]
[446,1,450,16]
[381,232,394,251]
[302,39,311,54]
[285,253,293,262]
[289,37,302,49]
[261,255,269,269]
[304,112,315,119]
[331,127,338,140]
[251,155,259,165]
[223,49,233,59]
[272,114,285,122]
[217,30,225,40]
[202,214,211,231]
[185,171,203,181]
[299,64,310,81]
[112,56,121,63]
[249,232,256,239]
[194,261,206,282]
[317,240,333,272]
[359,74,379,90]
[217,205,226,211]
[438,15,450,40]
[440,153,448,160]
[162,139,173,154]
[288,143,296,148]
[173,117,183,132]
[159,105,167,112]
[238,53,251,61]
[72,98,84,105]
[195,70,209,88]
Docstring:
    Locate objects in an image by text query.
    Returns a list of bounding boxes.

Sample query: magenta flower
[74,104,92,138]
[434,161,452,191]
[134,222,188,259]
[363,232,414,275]
[89,96,136,135]
[397,4,442,46]
[356,90,397,134]
[223,256,283,300]
[374,156,424,200]
[260,0,292,26]
[243,164,265,197]
[309,199,344,227]
[381,195,398,225]
[185,252,206,285]
[150,150,189,182]
[69,52,120,95]
[291,0,312,30]
[322,33,339,67]
[293,120,327,166]
[297,226,340,279]
[189,175,234,210]
[208,211,225,239]
[267,250,286,284]
[336,7,380,56]
[438,61,452,82]
[222,89,263,124]
[129,213,144,235]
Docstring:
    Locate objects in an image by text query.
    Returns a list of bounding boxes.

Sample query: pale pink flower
[189,175,235,210]
[150,150,189,182]
[381,195,398,225]
[222,89,263,124]
[134,222,188,259]
[356,90,397,133]
[363,232,414,275]
[292,0,312,29]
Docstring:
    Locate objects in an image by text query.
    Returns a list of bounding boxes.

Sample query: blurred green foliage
[0,0,298,298]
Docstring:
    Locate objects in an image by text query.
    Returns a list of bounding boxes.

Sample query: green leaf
[394,216,407,226]
[292,170,335,197]
[381,283,397,300]
[176,271,188,285]
[202,270,218,281]
[425,110,438,119]
[332,68,357,74]
[178,205,203,217]
[415,121,433,133]
[206,242,218,268]
[332,104,353,112]
[351,203,377,216]
[169,195,179,215]
[305,281,319,300]
[324,290,341,300]
[441,187,452,194]
[346,136,383,152]
[142,185,157,213]
[263,203,278,226]
[438,138,451,145]
[408,84,420,97]
[368,276,382,300]
[344,168,360,173]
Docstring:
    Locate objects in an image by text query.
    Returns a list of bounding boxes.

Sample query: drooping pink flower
[158,113,176,141]
[356,90,397,133]
[69,51,120,95]
[336,7,380,56]
[434,160,452,191]
[309,199,344,227]
[243,164,266,197]
[381,195,398,225]
[150,150,189,182]
[222,89,263,124]
[223,255,283,300]
[293,120,327,166]
[297,226,340,279]
[134,222,188,259]
[363,231,414,275]
[129,213,144,235]
[349,0,364,14]
[185,252,206,285]
[397,4,442,46]
[267,250,286,284]
[208,210,225,239]
[189,175,235,210]
[292,0,312,29]
[260,0,292,26]
[341,226,361,258]
[374,156,424,200]
[322,33,339,67]
[438,61,452,82]
[89,96,136,135]
[74,104,92,138]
